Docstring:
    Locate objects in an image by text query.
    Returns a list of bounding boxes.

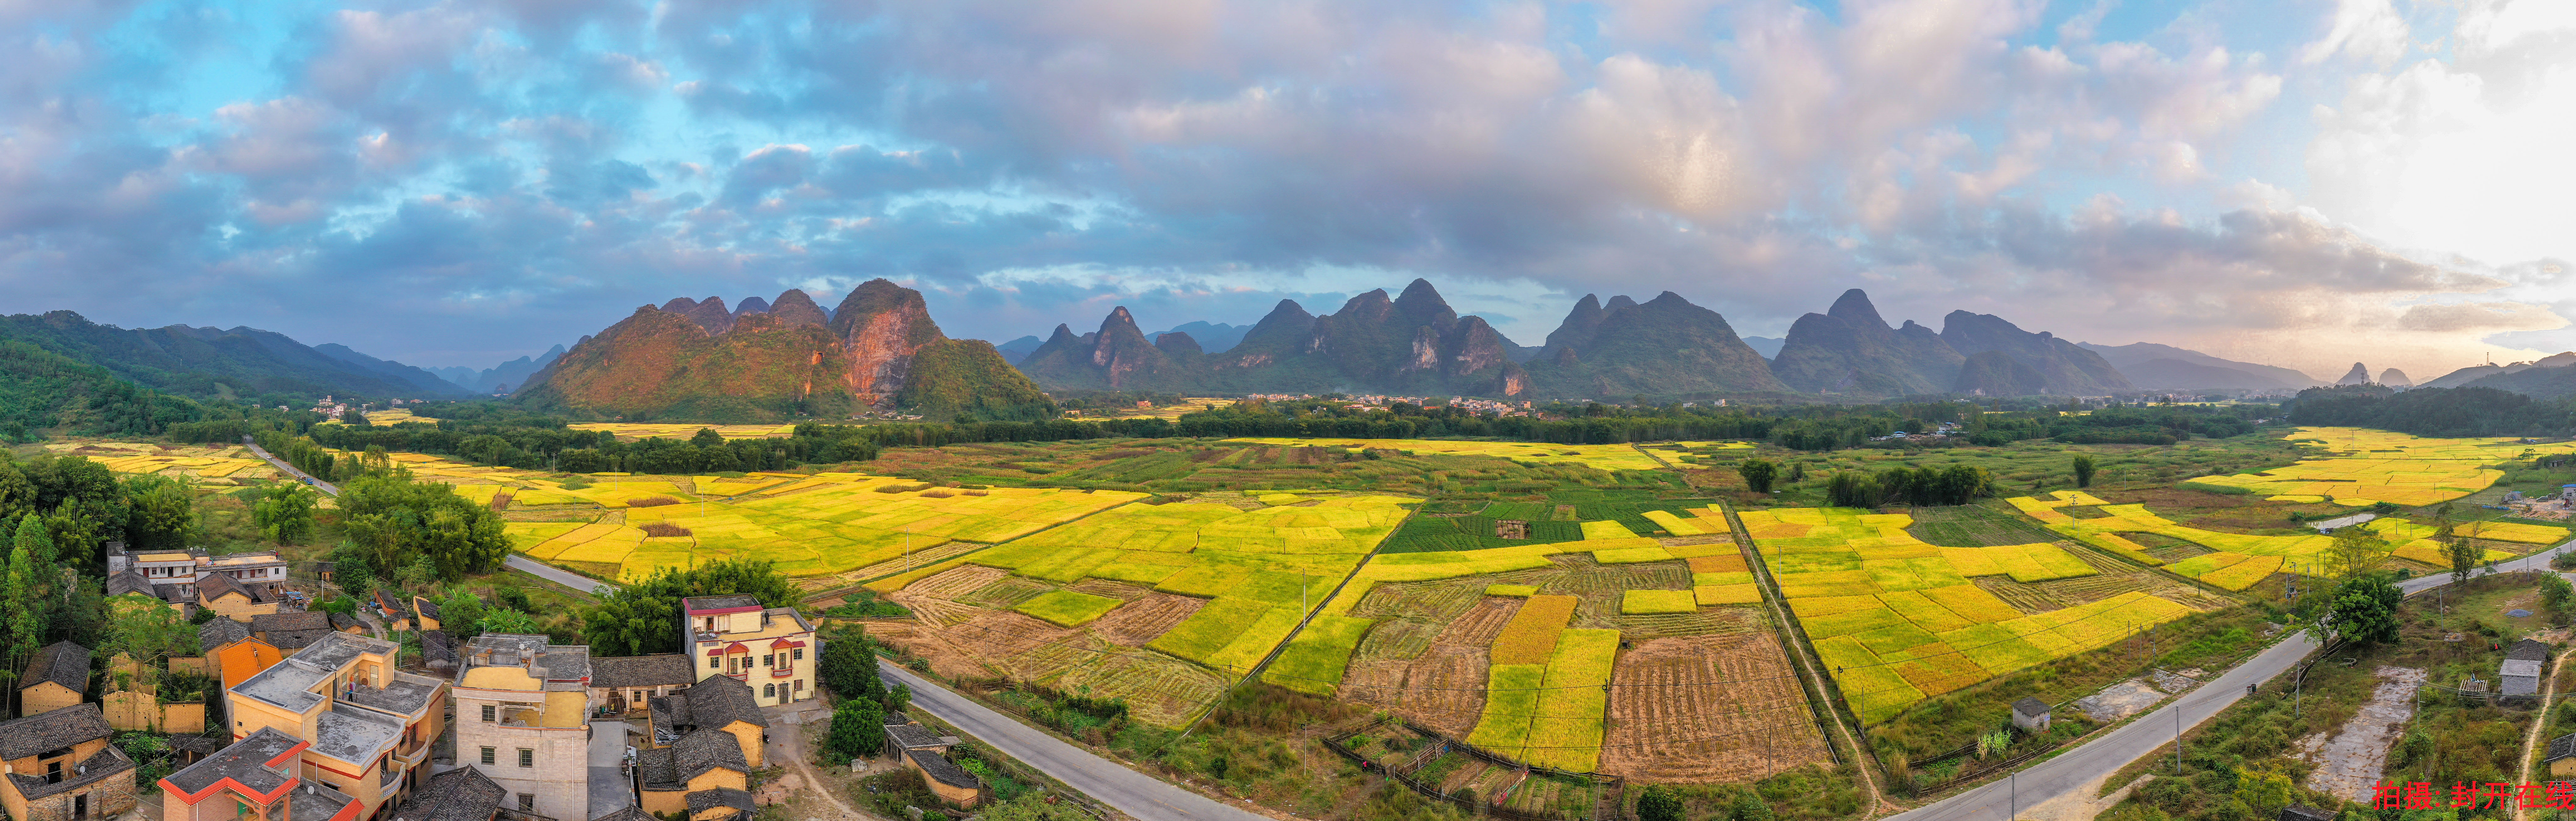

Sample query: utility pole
[2174,704,2183,773]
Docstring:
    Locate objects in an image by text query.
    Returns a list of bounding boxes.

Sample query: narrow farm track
[2518,645,2575,821]
[1720,501,1893,817]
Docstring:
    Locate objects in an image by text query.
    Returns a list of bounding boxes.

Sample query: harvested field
[1068,579,1154,601]
[889,565,1006,600]
[1087,593,1207,647]
[1601,631,1828,783]
[1037,650,1232,727]
[1436,598,1524,647]
[960,577,1056,609]
[1342,644,1492,738]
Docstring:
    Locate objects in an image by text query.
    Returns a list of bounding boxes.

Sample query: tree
[1737,459,1780,494]
[1636,786,1683,821]
[1824,471,1877,508]
[477,609,542,635]
[580,559,802,656]
[101,594,197,666]
[122,475,197,551]
[443,592,487,639]
[886,683,912,713]
[252,483,319,545]
[821,626,887,703]
[2071,454,2096,488]
[338,474,509,581]
[2447,531,2479,586]
[1731,791,1775,821]
[2322,524,2392,579]
[2327,573,2403,645]
[2542,572,2574,621]
[3,543,36,671]
[1786,461,1807,485]
[2234,769,2295,819]
[823,698,885,764]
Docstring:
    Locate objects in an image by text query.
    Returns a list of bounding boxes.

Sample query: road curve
[880,660,1267,821]
[244,436,621,596]
[1890,542,2574,821]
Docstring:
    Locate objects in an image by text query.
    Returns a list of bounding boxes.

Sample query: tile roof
[197,573,263,604]
[2511,639,2552,662]
[153,582,196,604]
[682,594,762,612]
[106,570,155,598]
[634,747,685,792]
[0,703,114,759]
[414,597,441,619]
[885,723,949,751]
[2552,733,2576,763]
[2012,697,2050,717]
[905,749,980,790]
[590,808,655,821]
[422,631,457,668]
[263,629,336,650]
[198,618,252,653]
[328,612,365,631]
[672,728,749,782]
[161,727,302,796]
[685,788,756,816]
[675,674,769,731]
[252,611,334,635]
[21,641,90,692]
[590,654,699,690]
[8,747,134,800]
[390,764,508,821]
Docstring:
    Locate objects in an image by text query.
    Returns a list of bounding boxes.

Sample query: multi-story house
[679,595,815,707]
[0,704,137,821]
[156,727,358,821]
[637,675,766,818]
[587,655,697,715]
[106,544,292,620]
[224,633,446,820]
[452,634,594,821]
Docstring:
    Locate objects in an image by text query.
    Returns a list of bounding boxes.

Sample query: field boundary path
[243,436,624,597]
[2517,644,2576,821]
[1889,541,2576,821]
[1720,501,1891,816]
[882,659,1266,821]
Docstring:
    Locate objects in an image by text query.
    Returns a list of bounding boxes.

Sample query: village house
[248,612,337,651]
[2504,639,2549,703]
[223,633,446,820]
[0,705,136,821]
[155,727,359,821]
[638,675,767,817]
[587,654,697,716]
[883,721,981,808]
[387,765,555,821]
[453,634,594,821]
[19,642,91,717]
[679,595,815,707]
[199,620,283,696]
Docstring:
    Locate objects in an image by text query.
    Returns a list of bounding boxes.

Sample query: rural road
[1890,542,2575,821]
[244,436,623,597]
[243,437,341,495]
[880,660,1267,821]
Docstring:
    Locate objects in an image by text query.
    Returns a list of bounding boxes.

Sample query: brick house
[19,642,91,717]
[155,727,358,821]
[0,705,136,821]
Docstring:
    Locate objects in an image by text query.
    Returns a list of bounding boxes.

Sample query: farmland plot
[2180,426,2576,506]
[1222,437,1666,471]
[1740,506,2199,723]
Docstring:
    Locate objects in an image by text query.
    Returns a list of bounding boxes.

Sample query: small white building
[2011,697,2051,733]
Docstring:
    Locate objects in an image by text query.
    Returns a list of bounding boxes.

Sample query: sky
[4,0,2572,383]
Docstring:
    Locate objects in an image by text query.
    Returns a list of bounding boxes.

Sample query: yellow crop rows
[566,423,799,441]
[1739,506,2192,723]
[2183,426,2576,506]
[1221,437,1664,471]
[50,442,275,480]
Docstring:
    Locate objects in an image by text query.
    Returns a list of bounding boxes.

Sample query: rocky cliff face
[1016,279,1527,396]
[1520,291,1783,397]
[1938,311,2133,394]
[1769,289,1964,395]
[519,279,1052,421]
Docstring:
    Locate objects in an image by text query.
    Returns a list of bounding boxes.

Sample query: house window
[517,795,535,811]
[763,653,774,667]
[481,704,496,722]
[793,648,804,661]
[518,748,533,768]
[763,683,776,698]
[45,760,61,784]
[708,656,719,669]
[480,747,495,765]
[795,680,804,692]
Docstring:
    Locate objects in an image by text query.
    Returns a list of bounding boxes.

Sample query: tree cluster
[579,559,803,656]
[2287,385,2574,438]
[1822,465,1996,508]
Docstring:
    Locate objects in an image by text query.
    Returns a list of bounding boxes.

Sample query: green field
[1013,590,1124,627]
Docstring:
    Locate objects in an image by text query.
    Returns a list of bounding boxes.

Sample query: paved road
[243,437,342,495]
[588,721,633,819]
[507,555,621,596]
[880,660,1265,821]
[1891,543,2575,821]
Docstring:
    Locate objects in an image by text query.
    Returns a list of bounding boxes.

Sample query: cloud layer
[1,0,2568,381]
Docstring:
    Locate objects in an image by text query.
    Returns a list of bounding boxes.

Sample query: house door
[72,793,87,819]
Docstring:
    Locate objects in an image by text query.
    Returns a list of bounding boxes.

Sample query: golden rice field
[360,409,438,425]
[893,493,1420,683]
[565,422,800,441]
[1737,506,2195,723]
[1222,438,1665,471]
[2182,426,2576,506]
[516,472,1143,579]
[44,442,275,479]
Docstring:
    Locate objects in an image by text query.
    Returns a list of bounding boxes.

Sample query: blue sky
[4,0,2571,381]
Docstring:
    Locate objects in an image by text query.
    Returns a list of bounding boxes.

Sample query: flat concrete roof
[308,706,401,766]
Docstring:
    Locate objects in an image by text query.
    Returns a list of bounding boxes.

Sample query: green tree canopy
[2329,573,2404,645]
[1737,459,1779,493]
[579,559,802,656]
[252,482,319,545]
[338,473,509,582]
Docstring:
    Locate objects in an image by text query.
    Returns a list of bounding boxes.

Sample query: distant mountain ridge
[1016,279,1534,396]
[433,345,567,394]
[518,283,1051,422]
[0,311,469,401]
[2077,342,2319,389]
